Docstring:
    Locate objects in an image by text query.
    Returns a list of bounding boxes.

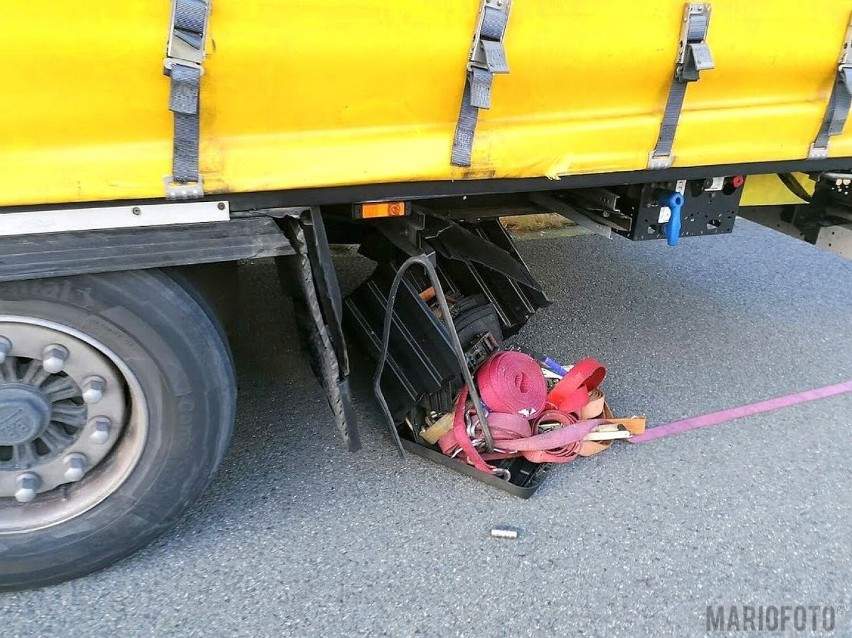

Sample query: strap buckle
[165,0,210,67]
[451,0,512,167]
[466,0,511,109]
[164,175,204,200]
[164,58,204,77]
[648,3,714,169]
[648,151,675,171]
[163,0,211,198]
[678,42,714,82]
[468,0,511,73]
[675,4,714,81]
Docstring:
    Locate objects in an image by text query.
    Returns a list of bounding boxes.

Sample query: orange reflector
[357,201,408,219]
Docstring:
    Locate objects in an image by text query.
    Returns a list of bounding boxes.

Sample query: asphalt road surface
[4,219,852,637]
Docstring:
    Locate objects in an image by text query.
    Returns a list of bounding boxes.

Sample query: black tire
[0,269,236,591]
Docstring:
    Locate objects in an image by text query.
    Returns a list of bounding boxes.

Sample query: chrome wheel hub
[0,316,148,533]
[0,384,52,446]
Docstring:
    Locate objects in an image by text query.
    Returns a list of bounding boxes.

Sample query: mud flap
[276,208,360,451]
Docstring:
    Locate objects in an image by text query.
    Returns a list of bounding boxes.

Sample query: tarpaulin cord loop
[373,254,495,457]
[451,2,511,167]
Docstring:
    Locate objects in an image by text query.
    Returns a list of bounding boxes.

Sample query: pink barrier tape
[629,380,852,444]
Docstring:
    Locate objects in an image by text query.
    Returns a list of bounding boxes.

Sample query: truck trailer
[1,0,851,590]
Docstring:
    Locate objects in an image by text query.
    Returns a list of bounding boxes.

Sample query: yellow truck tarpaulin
[1,1,851,207]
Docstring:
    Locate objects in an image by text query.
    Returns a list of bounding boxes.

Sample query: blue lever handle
[656,190,684,246]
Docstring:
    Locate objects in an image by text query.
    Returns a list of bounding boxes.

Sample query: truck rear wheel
[0,269,236,591]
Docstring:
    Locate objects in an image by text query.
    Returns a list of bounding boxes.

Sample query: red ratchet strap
[477,352,548,416]
[438,351,618,474]
[630,380,852,443]
[580,388,606,420]
[547,358,606,414]
[434,348,852,475]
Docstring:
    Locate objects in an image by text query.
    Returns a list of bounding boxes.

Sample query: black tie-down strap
[809,15,852,160]
[164,0,211,199]
[648,3,715,169]
[451,1,512,167]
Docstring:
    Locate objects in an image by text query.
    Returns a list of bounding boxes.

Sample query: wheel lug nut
[15,473,41,503]
[89,417,112,444]
[0,336,10,364]
[63,453,88,482]
[42,344,69,374]
[81,376,106,404]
